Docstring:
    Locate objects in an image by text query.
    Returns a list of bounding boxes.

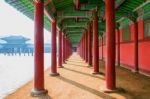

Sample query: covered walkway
[5,53,150,99]
[3,0,150,98]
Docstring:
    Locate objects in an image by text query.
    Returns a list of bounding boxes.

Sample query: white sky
[0,1,51,44]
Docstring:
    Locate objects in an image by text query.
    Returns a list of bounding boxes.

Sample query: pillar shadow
[66,62,103,71]
[63,67,105,80]
[66,62,88,67]
[56,76,115,99]
[67,60,85,64]
[38,94,52,99]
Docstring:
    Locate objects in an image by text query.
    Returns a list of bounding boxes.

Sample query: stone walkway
[5,53,150,99]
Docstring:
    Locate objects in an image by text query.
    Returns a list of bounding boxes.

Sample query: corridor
[5,53,150,99]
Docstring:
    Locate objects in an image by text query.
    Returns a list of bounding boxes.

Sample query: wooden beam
[44,0,52,6]
[102,0,125,9]
[44,0,56,22]
[44,7,55,22]
[133,1,150,12]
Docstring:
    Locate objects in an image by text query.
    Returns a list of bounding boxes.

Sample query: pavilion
[4,0,150,98]
[0,35,32,55]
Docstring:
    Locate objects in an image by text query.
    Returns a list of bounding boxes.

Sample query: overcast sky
[0,1,51,44]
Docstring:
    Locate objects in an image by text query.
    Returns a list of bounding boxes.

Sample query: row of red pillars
[31,0,73,96]
[31,0,118,96]
[77,0,116,90]
[77,8,99,73]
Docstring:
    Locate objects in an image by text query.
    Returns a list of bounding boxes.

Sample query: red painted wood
[81,39,83,59]
[99,46,102,59]
[65,37,68,60]
[120,42,135,67]
[80,39,82,57]
[120,29,123,42]
[86,31,88,62]
[66,39,68,58]
[99,45,107,61]
[51,21,57,73]
[138,20,144,40]
[58,30,62,67]
[64,37,66,61]
[106,0,116,89]
[75,0,79,10]
[134,22,139,72]
[34,1,45,90]
[130,23,135,41]
[80,38,82,57]
[138,19,150,76]
[62,35,66,63]
[65,39,67,59]
[83,34,85,60]
[99,19,150,77]
[99,45,102,59]
[85,34,86,61]
[83,34,86,60]
[93,9,99,73]
[88,25,92,65]
[139,41,150,75]
[99,37,104,60]
[67,40,68,58]
[82,38,84,59]
[117,29,120,66]
[84,33,87,61]
[102,37,104,60]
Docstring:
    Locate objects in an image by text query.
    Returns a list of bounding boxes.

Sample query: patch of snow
[0,53,51,98]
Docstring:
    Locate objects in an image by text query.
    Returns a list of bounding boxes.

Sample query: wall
[120,42,134,68]
[138,19,150,76]
[139,40,150,76]
[99,19,150,77]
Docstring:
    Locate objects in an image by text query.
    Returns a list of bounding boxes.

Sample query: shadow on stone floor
[65,62,89,68]
[56,76,116,99]
[63,67,105,80]
[66,60,85,64]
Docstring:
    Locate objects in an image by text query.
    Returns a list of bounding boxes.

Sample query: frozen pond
[0,53,51,98]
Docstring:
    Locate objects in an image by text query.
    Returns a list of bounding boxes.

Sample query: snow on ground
[0,53,51,98]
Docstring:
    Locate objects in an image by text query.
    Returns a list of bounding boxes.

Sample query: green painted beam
[5,0,149,47]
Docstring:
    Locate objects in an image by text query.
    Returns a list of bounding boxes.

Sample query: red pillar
[81,40,82,57]
[88,25,92,66]
[50,21,59,76]
[66,39,68,58]
[83,34,85,60]
[101,36,104,61]
[65,38,67,60]
[92,9,99,74]
[80,42,81,55]
[82,38,84,59]
[68,41,70,57]
[31,0,47,96]
[106,0,116,89]
[66,39,68,59]
[84,33,86,61]
[117,29,120,66]
[84,33,87,61]
[134,22,139,72]
[58,30,63,68]
[81,38,83,59]
[62,35,66,63]
[80,41,82,57]
[86,31,88,62]
[82,37,84,59]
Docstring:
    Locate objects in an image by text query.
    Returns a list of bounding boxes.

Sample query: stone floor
[5,53,150,99]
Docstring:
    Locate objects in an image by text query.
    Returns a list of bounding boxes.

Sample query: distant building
[0,35,51,56]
